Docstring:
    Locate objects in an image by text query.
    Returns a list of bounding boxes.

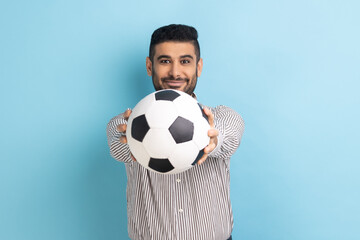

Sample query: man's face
[146,41,203,95]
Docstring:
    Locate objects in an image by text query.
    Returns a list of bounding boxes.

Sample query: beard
[152,68,198,95]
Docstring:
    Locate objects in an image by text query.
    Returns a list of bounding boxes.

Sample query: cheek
[153,65,168,75]
[186,66,198,77]
[189,70,198,79]
[152,67,162,79]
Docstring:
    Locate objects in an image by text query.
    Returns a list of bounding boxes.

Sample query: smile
[163,79,187,88]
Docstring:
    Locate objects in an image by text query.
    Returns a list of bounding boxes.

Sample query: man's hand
[197,107,219,165]
[116,109,136,161]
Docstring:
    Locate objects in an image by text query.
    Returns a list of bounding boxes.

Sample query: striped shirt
[107,105,245,240]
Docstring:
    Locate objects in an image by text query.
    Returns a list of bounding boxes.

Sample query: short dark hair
[149,24,200,62]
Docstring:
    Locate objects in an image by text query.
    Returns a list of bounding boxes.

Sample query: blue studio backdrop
[1,0,359,239]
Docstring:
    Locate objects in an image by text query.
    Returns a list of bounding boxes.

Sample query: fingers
[117,124,128,144]
[203,107,214,127]
[206,127,218,151]
[117,108,136,162]
[197,108,218,166]
[119,135,127,144]
[117,108,132,133]
[197,153,208,165]
[115,109,132,145]
[117,124,127,133]
[204,142,216,154]
[208,128,219,138]
[124,108,132,120]
[197,141,216,165]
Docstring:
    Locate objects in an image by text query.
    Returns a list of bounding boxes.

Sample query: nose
[169,62,180,78]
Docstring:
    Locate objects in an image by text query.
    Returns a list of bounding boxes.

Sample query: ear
[146,57,152,76]
[197,58,203,77]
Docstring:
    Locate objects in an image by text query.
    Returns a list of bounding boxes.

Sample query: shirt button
[178,209,183,213]
[176,179,181,183]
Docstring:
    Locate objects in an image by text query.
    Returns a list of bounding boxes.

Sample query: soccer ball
[126,89,210,174]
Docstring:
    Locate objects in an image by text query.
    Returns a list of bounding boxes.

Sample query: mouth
[162,79,188,89]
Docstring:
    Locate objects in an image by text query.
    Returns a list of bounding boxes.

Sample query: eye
[180,59,191,64]
[160,59,171,64]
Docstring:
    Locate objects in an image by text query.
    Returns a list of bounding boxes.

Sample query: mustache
[161,76,189,82]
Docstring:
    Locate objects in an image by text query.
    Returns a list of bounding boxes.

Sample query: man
[107,24,244,240]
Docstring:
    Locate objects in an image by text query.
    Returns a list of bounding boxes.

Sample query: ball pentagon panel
[131,114,150,142]
[148,158,174,173]
[155,89,180,101]
[168,116,194,144]
[127,93,155,144]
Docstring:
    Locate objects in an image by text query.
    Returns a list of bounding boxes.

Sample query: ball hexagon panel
[168,116,194,144]
[145,101,178,129]
[192,117,210,149]
[148,158,174,173]
[131,114,150,142]
[127,135,151,166]
[130,93,156,119]
[173,95,203,122]
[142,128,176,158]
[169,141,199,171]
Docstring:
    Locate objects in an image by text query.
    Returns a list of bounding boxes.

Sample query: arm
[106,110,133,163]
[208,105,245,159]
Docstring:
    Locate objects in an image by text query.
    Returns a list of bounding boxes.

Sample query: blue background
[1,0,359,239]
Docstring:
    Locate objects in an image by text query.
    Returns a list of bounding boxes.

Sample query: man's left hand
[197,107,219,165]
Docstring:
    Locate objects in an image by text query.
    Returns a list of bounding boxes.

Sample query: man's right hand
[117,109,132,144]
[116,109,136,161]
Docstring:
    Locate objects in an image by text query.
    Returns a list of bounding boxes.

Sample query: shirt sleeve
[106,112,133,163]
[208,105,245,159]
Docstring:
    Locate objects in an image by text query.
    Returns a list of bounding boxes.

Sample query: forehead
[154,41,196,58]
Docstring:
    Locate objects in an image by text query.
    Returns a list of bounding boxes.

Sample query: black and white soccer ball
[126,89,210,174]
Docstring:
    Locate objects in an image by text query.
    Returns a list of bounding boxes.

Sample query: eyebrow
[180,55,194,59]
[157,55,171,60]
[157,54,194,60]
